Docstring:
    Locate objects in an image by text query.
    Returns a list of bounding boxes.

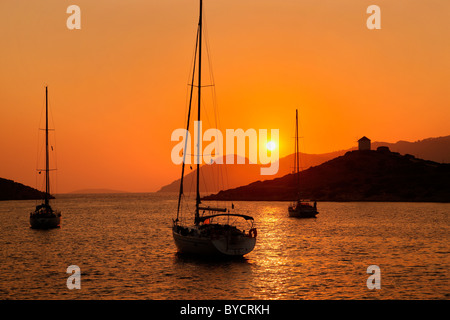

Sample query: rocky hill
[0,178,52,201]
[203,148,450,202]
[158,135,450,194]
[158,151,349,193]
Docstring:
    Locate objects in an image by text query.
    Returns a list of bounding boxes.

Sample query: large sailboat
[172,0,257,257]
[288,109,318,218]
[30,86,61,229]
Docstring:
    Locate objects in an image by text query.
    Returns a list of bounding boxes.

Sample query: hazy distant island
[0,178,52,201]
[68,188,128,194]
[202,147,450,203]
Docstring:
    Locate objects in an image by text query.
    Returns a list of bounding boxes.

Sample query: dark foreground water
[0,193,448,299]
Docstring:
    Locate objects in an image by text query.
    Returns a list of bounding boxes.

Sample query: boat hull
[288,206,318,218]
[30,212,61,229]
[172,229,256,257]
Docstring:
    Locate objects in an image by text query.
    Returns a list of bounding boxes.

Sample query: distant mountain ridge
[157,151,346,194]
[203,149,450,202]
[0,178,53,201]
[371,136,450,163]
[67,188,128,194]
[158,135,450,194]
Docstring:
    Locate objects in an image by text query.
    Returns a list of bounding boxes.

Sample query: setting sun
[266,141,276,151]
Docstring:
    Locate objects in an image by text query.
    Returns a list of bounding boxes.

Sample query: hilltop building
[358,136,371,151]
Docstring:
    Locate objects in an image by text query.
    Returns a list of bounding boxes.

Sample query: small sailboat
[30,86,61,229]
[288,109,318,218]
[172,0,257,257]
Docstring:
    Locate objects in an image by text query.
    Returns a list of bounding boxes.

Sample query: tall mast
[195,0,203,224]
[45,86,50,206]
[176,28,199,221]
[295,109,300,197]
[296,109,299,175]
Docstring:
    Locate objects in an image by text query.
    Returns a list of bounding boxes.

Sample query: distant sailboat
[288,109,318,218]
[30,86,61,229]
[172,0,257,256]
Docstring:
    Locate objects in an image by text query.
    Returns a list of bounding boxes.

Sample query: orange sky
[0,0,449,193]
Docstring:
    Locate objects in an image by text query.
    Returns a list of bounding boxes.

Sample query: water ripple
[0,195,448,299]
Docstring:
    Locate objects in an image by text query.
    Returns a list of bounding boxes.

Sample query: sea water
[0,193,448,299]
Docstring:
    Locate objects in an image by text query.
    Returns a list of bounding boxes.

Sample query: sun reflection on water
[0,195,448,299]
